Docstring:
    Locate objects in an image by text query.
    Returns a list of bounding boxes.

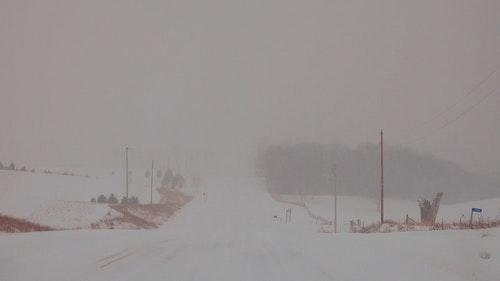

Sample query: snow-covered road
[1,176,499,280]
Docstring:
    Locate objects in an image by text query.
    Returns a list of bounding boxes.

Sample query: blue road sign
[472,208,482,213]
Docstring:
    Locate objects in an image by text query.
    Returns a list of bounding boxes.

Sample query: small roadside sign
[470,208,483,229]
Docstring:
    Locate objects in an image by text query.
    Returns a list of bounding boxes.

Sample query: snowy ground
[0,169,171,229]
[288,194,500,232]
[1,175,499,280]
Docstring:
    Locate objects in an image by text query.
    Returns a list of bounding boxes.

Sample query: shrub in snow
[121,196,139,204]
[162,168,173,187]
[129,196,139,204]
[97,194,107,203]
[481,232,490,238]
[90,198,96,203]
[171,173,184,189]
[108,193,118,204]
[9,162,15,170]
[479,251,491,259]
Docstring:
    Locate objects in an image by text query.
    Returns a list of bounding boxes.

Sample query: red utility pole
[126,147,129,200]
[333,164,337,234]
[380,130,384,224]
[150,160,154,205]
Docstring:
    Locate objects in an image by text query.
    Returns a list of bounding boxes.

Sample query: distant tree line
[0,161,87,177]
[91,193,139,205]
[148,167,185,189]
[0,161,34,173]
[255,142,500,203]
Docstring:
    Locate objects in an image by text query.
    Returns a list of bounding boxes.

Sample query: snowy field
[1,173,499,280]
[0,169,166,229]
[284,194,500,232]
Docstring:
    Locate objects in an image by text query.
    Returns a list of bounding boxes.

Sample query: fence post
[405,214,409,231]
[469,209,474,229]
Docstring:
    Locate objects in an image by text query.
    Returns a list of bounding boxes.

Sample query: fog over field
[1,1,499,180]
[1,2,500,280]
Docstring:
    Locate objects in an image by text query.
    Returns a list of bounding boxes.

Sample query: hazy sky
[1,0,499,175]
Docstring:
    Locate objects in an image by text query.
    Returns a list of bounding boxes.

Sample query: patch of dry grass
[0,214,53,233]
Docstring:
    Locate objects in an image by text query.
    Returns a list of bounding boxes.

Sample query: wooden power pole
[380,130,384,224]
[150,160,154,205]
[126,147,129,200]
[333,164,337,233]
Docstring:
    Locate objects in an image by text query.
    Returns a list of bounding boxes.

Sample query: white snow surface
[1,174,500,280]
[0,169,159,228]
[292,194,500,232]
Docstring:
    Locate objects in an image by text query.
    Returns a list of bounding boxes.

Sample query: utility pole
[150,160,154,205]
[333,164,337,234]
[126,147,129,200]
[380,130,384,224]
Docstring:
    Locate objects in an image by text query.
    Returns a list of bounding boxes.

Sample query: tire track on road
[72,237,177,281]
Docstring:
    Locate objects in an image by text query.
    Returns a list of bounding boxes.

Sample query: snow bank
[280,194,500,233]
[0,169,174,229]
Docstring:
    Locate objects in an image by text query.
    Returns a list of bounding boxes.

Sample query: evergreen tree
[162,168,174,187]
[129,196,139,204]
[107,193,118,204]
[171,173,181,189]
[97,194,107,203]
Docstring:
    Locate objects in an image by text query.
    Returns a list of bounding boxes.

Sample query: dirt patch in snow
[1,188,193,232]
[0,213,54,233]
[92,189,193,230]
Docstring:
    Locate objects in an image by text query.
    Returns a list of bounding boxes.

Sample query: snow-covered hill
[281,194,500,232]
[0,169,172,229]
[2,167,498,231]
[0,175,499,280]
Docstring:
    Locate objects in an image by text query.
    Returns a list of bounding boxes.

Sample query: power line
[394,63,500,134]
[398,85,499,146]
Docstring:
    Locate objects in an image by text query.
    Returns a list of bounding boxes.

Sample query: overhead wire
[348,64,500,152]
[397,84,499,146]
[393,63,500,134]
